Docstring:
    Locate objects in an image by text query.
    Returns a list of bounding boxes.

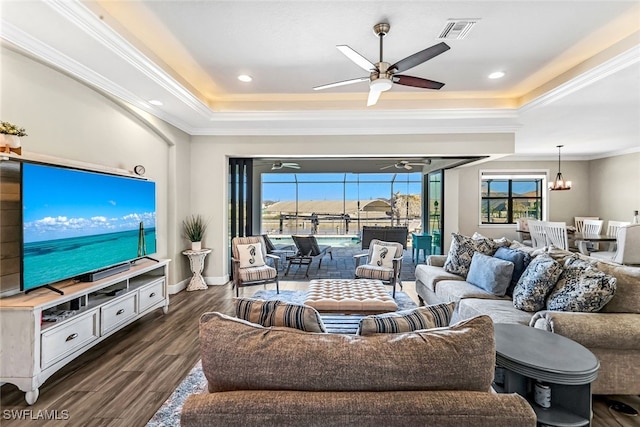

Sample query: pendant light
[549,145,572,191]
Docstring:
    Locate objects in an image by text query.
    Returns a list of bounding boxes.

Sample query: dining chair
[574,216,599,233]
[576,219,604,254]
[605,220,631,251]
[527,220,547,248]
[543,221,569,251]
[515,217,534,246]
[590,224,640,265]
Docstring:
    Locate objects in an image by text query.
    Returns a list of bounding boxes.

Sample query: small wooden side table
[182,249,211,291]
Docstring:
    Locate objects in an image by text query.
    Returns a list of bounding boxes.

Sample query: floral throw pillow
[546,257,617,312]
[444,233,499,278]
[512,254,563,312]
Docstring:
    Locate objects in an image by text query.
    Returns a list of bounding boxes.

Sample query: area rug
[146,360,205,427]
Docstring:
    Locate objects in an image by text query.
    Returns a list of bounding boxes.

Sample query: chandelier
[549,145,572,191]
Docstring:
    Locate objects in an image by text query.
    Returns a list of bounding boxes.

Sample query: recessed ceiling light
[148,99,163,106]
[238,74,253,82]
[488,71,505,79]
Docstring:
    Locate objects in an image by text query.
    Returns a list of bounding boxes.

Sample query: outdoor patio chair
[354,239,404,297]
[231,236,280,297]
[262,234,296,269]
[284,235,333,278]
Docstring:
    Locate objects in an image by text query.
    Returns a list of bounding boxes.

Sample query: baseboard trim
[168,275,230,295]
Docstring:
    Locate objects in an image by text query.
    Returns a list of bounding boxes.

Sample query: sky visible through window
[262,172,422,201]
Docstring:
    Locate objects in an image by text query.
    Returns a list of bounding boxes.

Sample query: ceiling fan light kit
[314,22,450,106]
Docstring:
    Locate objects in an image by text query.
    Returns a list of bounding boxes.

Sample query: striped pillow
[357,303,455,336]
[234,297,326,333]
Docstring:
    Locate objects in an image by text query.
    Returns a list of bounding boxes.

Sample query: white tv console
[0,259,170,405]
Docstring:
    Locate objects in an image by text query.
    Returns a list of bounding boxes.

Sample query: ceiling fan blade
[379,164,395,170]
[367,89,382,106]
[389,42,450,73]
[284,164,301,169]
[393,75,445,90]
[336,45,377,72]
[404,164,413,170]
[313,77,369,91]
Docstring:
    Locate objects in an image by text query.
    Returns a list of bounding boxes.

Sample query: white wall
[190,133,515,281]
[0,47,192,287]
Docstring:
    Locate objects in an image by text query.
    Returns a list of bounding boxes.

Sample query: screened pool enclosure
[261,172,424,236]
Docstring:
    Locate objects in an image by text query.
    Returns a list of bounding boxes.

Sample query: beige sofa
[181,312,535,427]
[415,247,640,395]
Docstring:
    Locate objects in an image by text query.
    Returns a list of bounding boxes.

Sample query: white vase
[191,241,202,251]
[0,134,21,148]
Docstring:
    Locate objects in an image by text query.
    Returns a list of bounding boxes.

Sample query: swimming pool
[268,235,361,248]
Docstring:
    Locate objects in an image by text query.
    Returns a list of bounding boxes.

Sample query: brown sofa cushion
[199,312,495,393]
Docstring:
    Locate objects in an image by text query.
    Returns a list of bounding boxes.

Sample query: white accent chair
[574,216,599,233]
[543,221,569,251]
[590,224,640,265]
[527,220,547,248]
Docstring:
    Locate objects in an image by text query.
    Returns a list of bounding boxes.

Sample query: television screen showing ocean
[23,228,156,290]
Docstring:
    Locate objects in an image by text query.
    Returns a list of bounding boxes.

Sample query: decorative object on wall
[549,145,572,191]
[0,121,26,155]
[183,214,208,250]
[134,164,146,176]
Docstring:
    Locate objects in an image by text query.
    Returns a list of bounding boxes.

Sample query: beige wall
[589,153,640,223]
[444,154,638,245]
[0,48,192,289]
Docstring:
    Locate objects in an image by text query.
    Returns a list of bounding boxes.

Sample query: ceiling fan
[271,162,301,170]
[380,160,431,170]
[314,23,450,106]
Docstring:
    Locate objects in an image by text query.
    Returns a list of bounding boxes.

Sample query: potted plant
[183,214,208,250]
[0,121,27,154]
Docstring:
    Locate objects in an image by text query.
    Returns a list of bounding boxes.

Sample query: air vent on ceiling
[437,19,479,40]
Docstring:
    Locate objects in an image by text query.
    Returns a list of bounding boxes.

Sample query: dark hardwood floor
[1,281,638,426]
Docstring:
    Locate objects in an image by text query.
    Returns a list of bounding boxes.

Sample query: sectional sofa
[415,244,640,395]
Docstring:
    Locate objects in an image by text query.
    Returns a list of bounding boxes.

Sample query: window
[480,171,546,225]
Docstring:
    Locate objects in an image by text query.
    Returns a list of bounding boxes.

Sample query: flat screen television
[21,162,156,292]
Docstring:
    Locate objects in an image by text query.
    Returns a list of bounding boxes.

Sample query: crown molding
[43,0,215,121]
[0,20,195,134]
[520,44,640,113]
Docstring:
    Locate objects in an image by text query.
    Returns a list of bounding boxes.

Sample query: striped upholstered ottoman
[304,279,398,314]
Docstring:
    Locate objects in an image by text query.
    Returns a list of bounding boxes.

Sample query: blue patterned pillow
[444,233,499,278]
[546,257,617,312]
[512,254,563,312]
[357,303,455,336]
[493,247,532,297]
[234,298,326,333]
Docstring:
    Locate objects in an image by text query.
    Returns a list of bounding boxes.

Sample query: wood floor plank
[1,280,637,426]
